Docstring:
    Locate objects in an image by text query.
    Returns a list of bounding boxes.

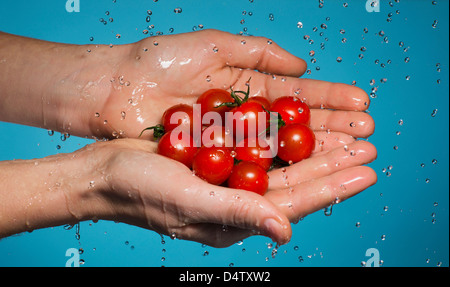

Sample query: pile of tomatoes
[141,85,315,196]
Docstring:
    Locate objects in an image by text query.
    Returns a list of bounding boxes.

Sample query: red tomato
[162,104,194,133]
[157,130,198,168]
[227,161,269,196]
[192,147,234,185]
[247,96,271,110]
[226,102,269,141]
[235,137,273,171]
[196,89,234,124]
[270,96,311,126]
[276,123,315,163]
[201,125,234,148]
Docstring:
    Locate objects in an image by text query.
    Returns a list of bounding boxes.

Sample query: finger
[232,74,370,112]
[265,166,377,222]
[174,223,255,248]
[209,30,307,77]
[268,141,377,190]
[311,131,356,155]
[310,109,375,139]
[184,182,292,245]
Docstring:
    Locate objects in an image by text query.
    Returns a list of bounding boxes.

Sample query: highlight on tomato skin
[162,104,194,133]
[157,130,198,169]
[276,123,316,164]
[196,89,234,123]
[234,137,273,171]
[270,96,311,126]
[192,146,234,185]
[227,161,269,196]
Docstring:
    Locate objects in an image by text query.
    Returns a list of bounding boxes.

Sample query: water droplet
[324,205,333,216]
[174,7,182,14]
[121,111,126,120]
[297,22,303,28]
[268,13,275,21]
[212,46,219,53]
[355,222,361,228]
[431,109,438,117]
[432,20,438,28]
[336,57,342,63]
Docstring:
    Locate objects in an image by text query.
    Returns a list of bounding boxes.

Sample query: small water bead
[146,16,151,22]
[432,20,438,28]
[297,22,303,28]
[268,13,275,21]
[324,205,333,216]
[174,7,182,14]
[212,46,219,53]
[336,57,342,63]
[431,109,438,117]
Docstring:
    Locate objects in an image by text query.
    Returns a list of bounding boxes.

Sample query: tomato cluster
[141,85,315,196]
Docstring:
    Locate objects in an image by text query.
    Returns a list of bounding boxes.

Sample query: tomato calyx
[215,78,252,109]
[139,124,165,139]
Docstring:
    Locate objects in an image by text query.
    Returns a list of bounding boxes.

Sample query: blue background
[0,0,448,267]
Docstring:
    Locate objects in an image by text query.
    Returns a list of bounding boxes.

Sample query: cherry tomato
[227,161,269,196]
[276,123,315,163]
[192,146,234,185]
[157,130,198,168]
[196,89,234,124]
[235,137,273,171]
[247,96,271,110]
[162,104,194,133]
[201,125,234,148]
[270,96,311,126]
[226,102,269,141]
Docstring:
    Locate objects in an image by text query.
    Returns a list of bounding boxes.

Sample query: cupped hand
[85,139,291,248]
[78,137,376,248]
[96,29,373,142]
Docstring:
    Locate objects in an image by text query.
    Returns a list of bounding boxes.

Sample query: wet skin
[0,30,376,247]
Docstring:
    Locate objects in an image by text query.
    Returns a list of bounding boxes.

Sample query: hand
[72,138,376,248]
[95,29,373,142]
[75,139,292,248]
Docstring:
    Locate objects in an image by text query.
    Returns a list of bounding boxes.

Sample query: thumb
[186,182,292,246]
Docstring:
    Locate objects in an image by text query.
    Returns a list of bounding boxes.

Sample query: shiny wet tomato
[276,123,315,163]
[157,130,198,168]
[247,96,271,110]
[201,125,234,148]
[196,89,234,124]
[227,161,269,196]
[192,146,234,185]
[162,104,194,133]
[270,96,311,126]
[226,102,269,141]
[234,137,273,171]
